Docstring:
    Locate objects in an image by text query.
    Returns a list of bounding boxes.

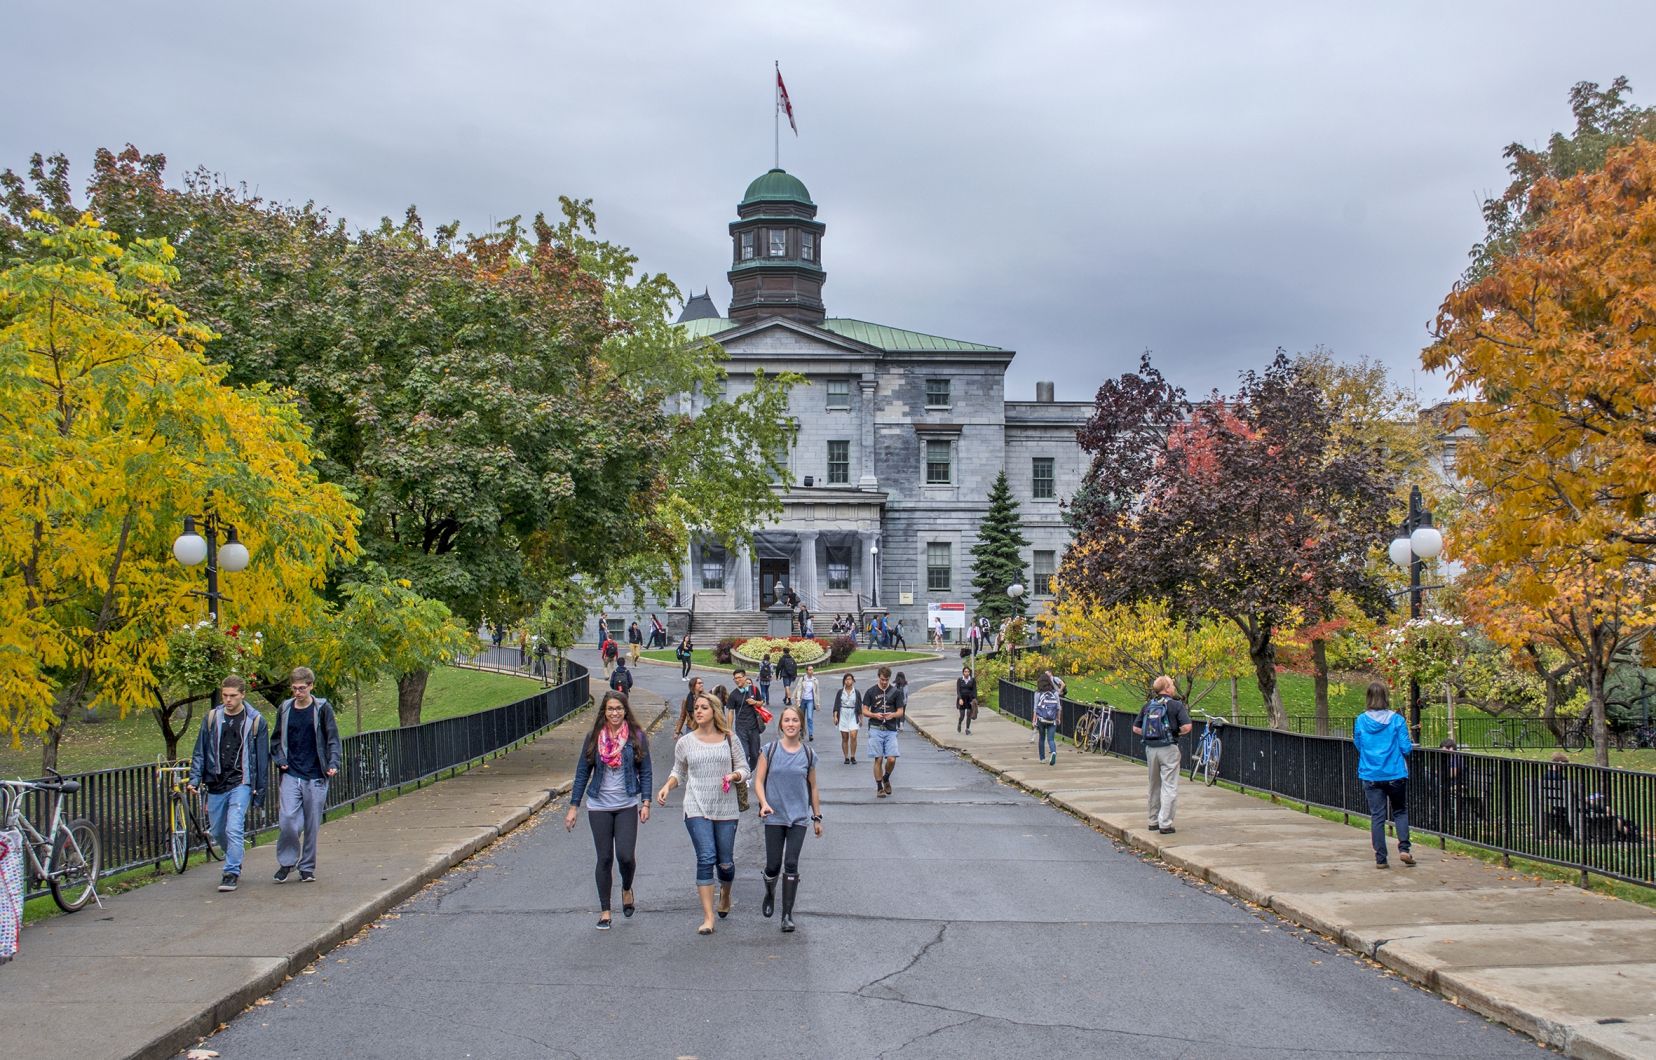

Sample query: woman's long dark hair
[1365,681,1390,713]
[586,690,646,765]
[1036,671,1054,693]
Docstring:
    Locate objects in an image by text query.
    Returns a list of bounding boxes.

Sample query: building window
[826,378,850,410]
[827,440,850,485]
[826,546,850,590]
[1033,550,1056,596]
[926,542,952,592]
[740,231,754,261]
[925,378,951,408]
[1032,457,1055,499]
[700,546,726,590]
[925,439,952,485]
[802,232,816,261]
[769,229,787,257]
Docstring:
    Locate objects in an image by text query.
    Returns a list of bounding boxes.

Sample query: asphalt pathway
[195,651,1539,1059]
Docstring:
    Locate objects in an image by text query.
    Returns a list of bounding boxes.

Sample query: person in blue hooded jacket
[1352,681,1415,868]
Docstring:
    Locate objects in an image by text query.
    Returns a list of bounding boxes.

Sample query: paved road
[196,652,1539,1058]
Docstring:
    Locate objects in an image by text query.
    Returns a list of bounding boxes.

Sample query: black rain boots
[762,872,778,918]
[780,873,799,932]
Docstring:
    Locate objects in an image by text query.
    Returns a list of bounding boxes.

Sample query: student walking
[757,656,774,707]
[891,618,906,649]
[1033,670,1066,765]
[609,658,635,694]
[272,667,341,884]
[729,668,767,771]
[187,675,270,893]
[656,692,749,934]
[676,634,695,680]
[675,676,707,737]
[798,665,818,741]
[778,648,798,706]
[566,691,652,929]
[834,672,861,764]
[627,620,643,665]
[600,635,619,679]
[1133,676,1193,834]
[754,706,823,933]
[861,667,905,797]
[649,613,667,649]
[1353,681,1415,868]
[956,664,978,734]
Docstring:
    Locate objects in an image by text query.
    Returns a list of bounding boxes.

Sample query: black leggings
[588,807,639,911]
[737,725,762,771]
[764,823,807,876]
[680,655,692,678]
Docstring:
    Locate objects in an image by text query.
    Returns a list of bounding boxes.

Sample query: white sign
[928,602,967,630]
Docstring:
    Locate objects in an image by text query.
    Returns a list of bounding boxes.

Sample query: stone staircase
[689,611,772,642]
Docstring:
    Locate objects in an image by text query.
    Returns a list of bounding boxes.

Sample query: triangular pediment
[713,316,884,359]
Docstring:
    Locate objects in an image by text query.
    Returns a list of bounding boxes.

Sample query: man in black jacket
[778,648,798,706]
[188,674,270,892]
[272,666,342,883]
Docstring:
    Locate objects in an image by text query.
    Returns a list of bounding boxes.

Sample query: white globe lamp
[1409,525,1444,561]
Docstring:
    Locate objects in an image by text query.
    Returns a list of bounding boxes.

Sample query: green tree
[971,471,1031,626]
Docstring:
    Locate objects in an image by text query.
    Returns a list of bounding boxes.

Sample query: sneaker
[883,779,893,796]
[218,873,238,892]
[1398,850,1416,867]
[299,872,315,883]
[1159,826,1176,835]
[876,784,887,798]
[273,865,293,884]
[1148,824,1161,832]
[844,757,850,765]
[1375,860,1389,869]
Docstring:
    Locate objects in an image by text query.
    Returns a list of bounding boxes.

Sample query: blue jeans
[801,698,814,738]
[1037,721,1058,760]
[1363,778,1411,863]
[207,784,254,876]
[684,816,738,886]
[759,681,771,705]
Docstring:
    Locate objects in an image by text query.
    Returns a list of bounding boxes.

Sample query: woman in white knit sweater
[656,692,750,935]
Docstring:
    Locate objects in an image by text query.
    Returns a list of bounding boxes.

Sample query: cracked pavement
[196,654,1542,1058]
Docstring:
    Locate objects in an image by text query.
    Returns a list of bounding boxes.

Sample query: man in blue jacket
[272,667,342,884]
[1352,681,1415,868]
[188,674,270,892]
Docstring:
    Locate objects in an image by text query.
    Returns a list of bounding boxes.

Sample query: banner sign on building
[928,602,967,630]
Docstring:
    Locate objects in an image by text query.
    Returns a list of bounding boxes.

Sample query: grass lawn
[639,648,934,673]
[0,665,543,778]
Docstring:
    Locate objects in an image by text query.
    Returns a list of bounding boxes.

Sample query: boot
[762,872,778,918]
[696,884,716,935]
[780,873,799,932]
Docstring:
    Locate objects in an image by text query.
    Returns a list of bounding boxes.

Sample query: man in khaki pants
[1133,676,1192,834]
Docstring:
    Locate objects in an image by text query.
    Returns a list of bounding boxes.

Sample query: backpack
[611,667,633,692]
[1141,698,1171,742]
[1034,690,1061,724]
[764,740,817,771]
[759,659,773,682]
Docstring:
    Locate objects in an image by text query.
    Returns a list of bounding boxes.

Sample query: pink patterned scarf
[598,721,630,770]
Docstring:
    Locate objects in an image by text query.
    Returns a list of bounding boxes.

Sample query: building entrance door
[759,559,790,608]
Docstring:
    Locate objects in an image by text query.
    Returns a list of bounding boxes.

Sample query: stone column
[680,537,695,606]
[732,540,754,611]
[857,377,879,489]
[797,530,820,607]
[859,530,880,608]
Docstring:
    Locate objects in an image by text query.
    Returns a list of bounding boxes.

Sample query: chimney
[1035,380,1055,403]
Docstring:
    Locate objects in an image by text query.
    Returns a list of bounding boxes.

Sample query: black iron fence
[999,679,1655,887]
[1224,713,1552,750]
[15,662,590,901]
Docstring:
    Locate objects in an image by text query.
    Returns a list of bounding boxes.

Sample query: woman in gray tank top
[754,705,822,933]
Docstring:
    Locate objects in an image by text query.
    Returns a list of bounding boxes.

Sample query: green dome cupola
[728,168,827,324]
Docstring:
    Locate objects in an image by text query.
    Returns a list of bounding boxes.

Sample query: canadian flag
[777,68,797,135]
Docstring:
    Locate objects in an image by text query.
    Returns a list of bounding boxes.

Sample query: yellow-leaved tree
[0,212,358,770]
[1423,139,1656,765]
[1041,592,1251,710]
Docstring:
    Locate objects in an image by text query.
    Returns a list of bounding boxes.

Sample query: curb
[135,699,667,1060]
[904,697,1649,1060]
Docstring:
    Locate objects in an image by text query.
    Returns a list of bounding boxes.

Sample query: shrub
[827,635,857,663]
[733,636,829,666]
[714,637,739,664]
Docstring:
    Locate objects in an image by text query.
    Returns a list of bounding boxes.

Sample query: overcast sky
[6,2,1653,404]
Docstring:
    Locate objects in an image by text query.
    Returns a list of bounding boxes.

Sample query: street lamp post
[1388,485,1444,741]
[1006,583,1026,680]
[869,542,879,609]
[172,513,251,627]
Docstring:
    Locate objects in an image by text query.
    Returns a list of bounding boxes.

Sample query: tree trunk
[1588,648,1610,769]
[1312,637,1329,737]
[354,681,364,737]
[1244,623,1286,730]
[397,669,429,728]
[41,681,88,775]
[1229,676,1239,723]
[1526,644,1568,746]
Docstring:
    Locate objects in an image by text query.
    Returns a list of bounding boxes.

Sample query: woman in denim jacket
[565,691,652,929]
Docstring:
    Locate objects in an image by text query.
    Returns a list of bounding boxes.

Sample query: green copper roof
[820,319,1004,352]
[741,169,813,206]
[672,315,1004,352]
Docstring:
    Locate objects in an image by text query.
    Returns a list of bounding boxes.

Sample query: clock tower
[727,168,827,324]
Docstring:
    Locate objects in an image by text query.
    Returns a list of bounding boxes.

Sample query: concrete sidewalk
[907,684,1656,1060]
[1,683,664,1060]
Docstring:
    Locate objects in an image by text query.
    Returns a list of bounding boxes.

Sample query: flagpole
[773,60,780,169]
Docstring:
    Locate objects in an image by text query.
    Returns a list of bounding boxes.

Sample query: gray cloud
[7,0,1652,404]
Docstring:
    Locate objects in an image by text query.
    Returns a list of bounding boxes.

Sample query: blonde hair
[691,693,732,735]
[1151,675,1176,696]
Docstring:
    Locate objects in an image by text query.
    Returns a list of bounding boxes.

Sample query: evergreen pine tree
[971,471,1031,624]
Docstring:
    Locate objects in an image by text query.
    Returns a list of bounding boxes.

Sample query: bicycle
[1,772,102,912]
[1189,711,1224,786]
[157,758,219,873]
[1072,703,1114,755]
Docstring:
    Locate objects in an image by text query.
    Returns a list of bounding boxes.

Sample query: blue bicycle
[1189,711,1224,786]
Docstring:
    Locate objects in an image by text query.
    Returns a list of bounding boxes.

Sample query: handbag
[726,734,751,812]
[970,698,980,721]
[755,703,774,725]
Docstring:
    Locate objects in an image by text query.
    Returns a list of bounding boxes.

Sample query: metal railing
[999,679,1655,887]
[1221,712,1555,749]
[15,661,590,900]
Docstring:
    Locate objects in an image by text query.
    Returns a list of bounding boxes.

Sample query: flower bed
[731,636,829,667]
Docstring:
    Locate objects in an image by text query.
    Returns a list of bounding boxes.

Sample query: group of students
[565,663,918,935]
[185,668,342,893]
